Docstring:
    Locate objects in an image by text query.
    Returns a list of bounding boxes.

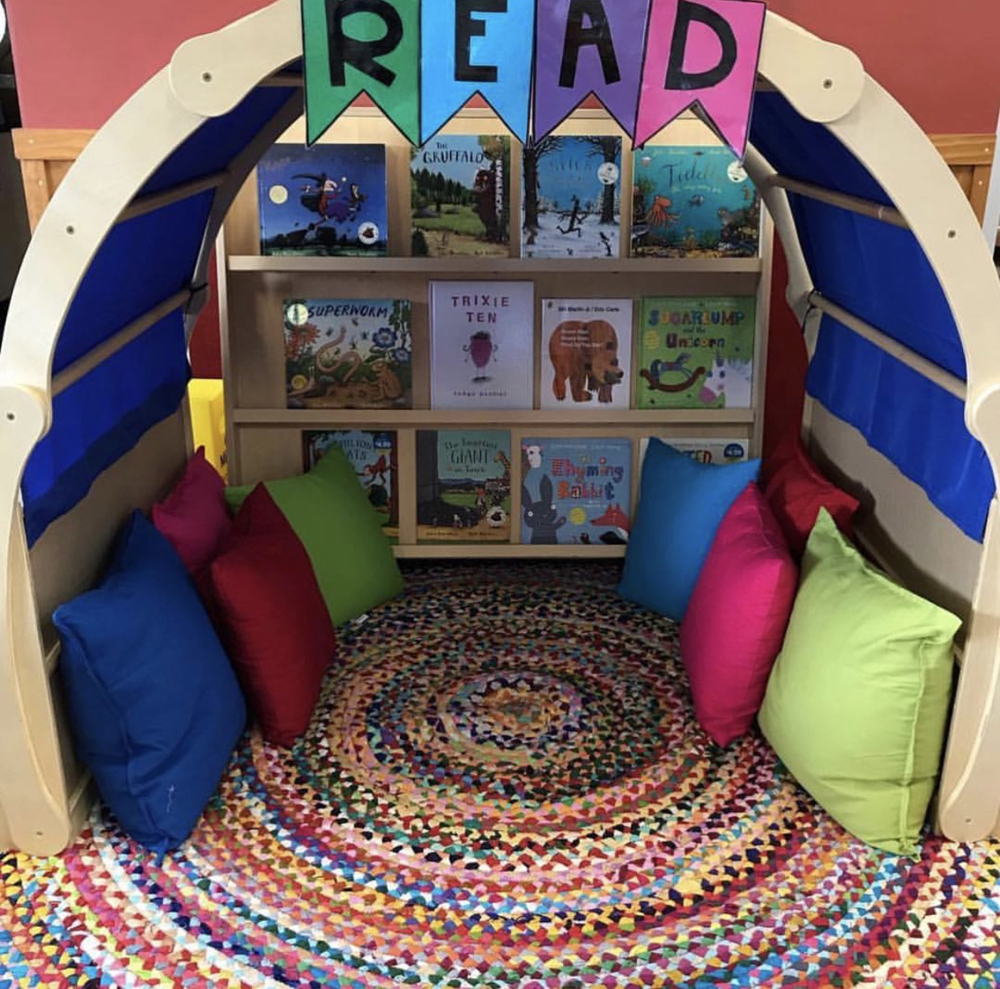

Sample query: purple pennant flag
[533,0,652,140]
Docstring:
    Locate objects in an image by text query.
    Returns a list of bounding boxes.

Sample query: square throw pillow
[209,485,337,747]
[757,509,961,855]
[152,447,233,574]
[763,436,860,558]
[618,439,761,620]
[53,512,246,855]
[680,484,798,747]
[257,445,404,626]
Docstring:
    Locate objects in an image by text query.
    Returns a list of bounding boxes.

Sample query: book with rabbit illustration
[304,430,399,542]
[520,438,632,546]
[429,281,535,410]
[416,430,512,544]
[636,296,756,410]
[631,145,760,258]
[284,298,413,410]
[540,299,633,412]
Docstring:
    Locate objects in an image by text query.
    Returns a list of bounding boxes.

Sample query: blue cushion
[618,439,761,620]
[53,511,246,854]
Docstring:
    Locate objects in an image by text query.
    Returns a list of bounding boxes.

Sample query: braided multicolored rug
[3,562,999,988]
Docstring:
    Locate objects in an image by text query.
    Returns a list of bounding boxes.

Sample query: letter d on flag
[302,0,421,145]
[634,0,765,157]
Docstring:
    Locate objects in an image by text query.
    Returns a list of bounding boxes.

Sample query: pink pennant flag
[635,0,766,156]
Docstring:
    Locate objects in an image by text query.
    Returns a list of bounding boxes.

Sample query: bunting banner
[532,0,651,141]
[634,0,766,155]
[303,0,421,146]
[302,0,765,158]
[421,0,536,143]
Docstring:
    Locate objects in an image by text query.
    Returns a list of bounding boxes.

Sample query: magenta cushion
[679,484,798,747]
[152,447,233,574]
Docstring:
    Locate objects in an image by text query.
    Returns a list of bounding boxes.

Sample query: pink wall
[6,0,1000,133]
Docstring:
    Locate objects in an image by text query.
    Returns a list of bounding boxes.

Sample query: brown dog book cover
[540,299,634,412]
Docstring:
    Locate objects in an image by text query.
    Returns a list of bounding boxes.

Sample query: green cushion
[758,509,960,855]
[227,449,403,626]
[225,484,253,514]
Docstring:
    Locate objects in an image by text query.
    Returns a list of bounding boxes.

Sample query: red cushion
[208,485,336,747]
[152,447,232,574]
[680,484,798,747]
[762,438,859,558]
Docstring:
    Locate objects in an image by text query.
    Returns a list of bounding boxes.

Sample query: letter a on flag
[302,0,421,145]
[635,0,766,157]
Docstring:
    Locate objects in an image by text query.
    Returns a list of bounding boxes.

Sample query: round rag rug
[3,562,999,988]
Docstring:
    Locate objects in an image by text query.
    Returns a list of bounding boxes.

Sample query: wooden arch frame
[2,0,1000,854]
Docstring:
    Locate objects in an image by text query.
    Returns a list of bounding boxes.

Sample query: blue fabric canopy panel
[807,315,993,541]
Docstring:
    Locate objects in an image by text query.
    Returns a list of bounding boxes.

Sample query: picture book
[304,430,399,541]
[636,296,756,409]
[410,135,511,257]
[284,298,412,410]
[639,437,749,467]
[540,298,633,411]
[522,135,622,258]
[257,143,388,256]
[416,430,512,544]
[631,145,760,258]
[520,437,632,546]
[429,281,534,410]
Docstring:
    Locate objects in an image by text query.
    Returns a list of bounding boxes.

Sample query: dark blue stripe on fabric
[751,90,893,205]
[806,315,993,541]
[140,86,298,195]
[23,312,190,546]
[790,196,967,380]
[52,192,213,374]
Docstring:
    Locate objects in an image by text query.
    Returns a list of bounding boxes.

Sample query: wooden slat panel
[929,133,996,166]
[12,128,95,162]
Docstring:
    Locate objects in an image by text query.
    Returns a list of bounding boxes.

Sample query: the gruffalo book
[257,143,388,256]
[416,430,512,544]
[631,146,760,258]
[636,296,756,409]
[540,298,633,412]
[304,430,399,542]
[521,135,622,259]
[284,298,412,409]
[410,135,511,257]
[521,437,632,546]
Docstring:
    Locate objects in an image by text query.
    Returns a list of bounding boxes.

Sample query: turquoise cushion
[618,439,761,620]
[53,512,246,854]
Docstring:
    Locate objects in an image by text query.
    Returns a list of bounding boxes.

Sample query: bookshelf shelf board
[232,408,757,428]
[227,255,764,276]
[393,544,626,559]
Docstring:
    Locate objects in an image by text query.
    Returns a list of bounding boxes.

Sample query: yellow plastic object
[187,378,228,481]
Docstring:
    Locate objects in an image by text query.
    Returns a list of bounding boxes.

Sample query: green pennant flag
[302,0,420,146]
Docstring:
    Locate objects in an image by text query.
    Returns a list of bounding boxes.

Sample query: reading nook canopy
[2,0,1000,848]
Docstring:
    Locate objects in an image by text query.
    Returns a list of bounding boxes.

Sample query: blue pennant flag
[420,0,536,143]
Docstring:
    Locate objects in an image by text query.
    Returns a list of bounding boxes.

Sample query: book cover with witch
[636,296,756,409]
[304,430,399,542]
[631,146,760,258]
[410,135,511,257]
[284,298,412,409]
[257,143,388,256]
[520,437,632,546]
[416,430,512,544]
[521,135,622,259]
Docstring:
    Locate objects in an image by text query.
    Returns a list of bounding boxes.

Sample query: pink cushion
[152,447,232,574]
[679,484,798,747]
[762,437,860,558]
